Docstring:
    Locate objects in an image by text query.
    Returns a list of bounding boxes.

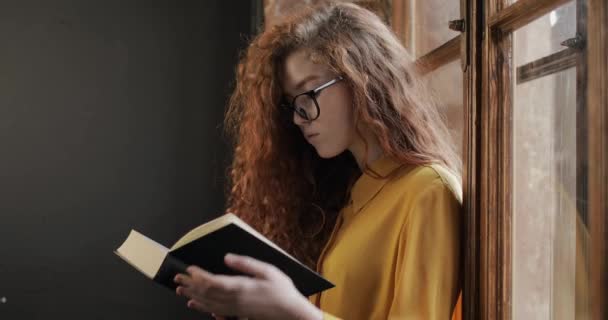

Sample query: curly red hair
[224,2,461,268]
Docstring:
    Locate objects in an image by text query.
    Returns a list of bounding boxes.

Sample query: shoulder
[389,165,463,235]
[388,163,462,205]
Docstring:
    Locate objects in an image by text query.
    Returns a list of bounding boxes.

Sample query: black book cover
[151,223,334,297]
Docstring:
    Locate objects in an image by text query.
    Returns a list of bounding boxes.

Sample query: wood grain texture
[516,47,578,84]
[391,0,412,51]
[575,0,588,229]
[587,0,608,318]
[416,35,461,75]
[488,0,571,33]
[462,0,481,319]
[480,0,513,319]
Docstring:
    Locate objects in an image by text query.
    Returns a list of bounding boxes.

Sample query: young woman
[173,2,463,319]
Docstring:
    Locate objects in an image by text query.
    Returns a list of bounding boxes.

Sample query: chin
[314,145,347,159]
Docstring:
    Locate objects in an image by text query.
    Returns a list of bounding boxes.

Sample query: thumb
[224,253,275,279]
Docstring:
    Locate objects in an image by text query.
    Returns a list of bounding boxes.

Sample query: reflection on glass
[425,60,463,157]
[405,0,461,58]
[513,68,590,319]
[514,1,576,67]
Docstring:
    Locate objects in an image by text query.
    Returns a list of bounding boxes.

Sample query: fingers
[186,265,213,279]
[175,268,251,301]
[211,313,226,320]
[186,299,208,314]
[173,263,256,318]
[191,299,240,319]
[174,273,192,288]
[224,253,276,279]
[174,267,216,294]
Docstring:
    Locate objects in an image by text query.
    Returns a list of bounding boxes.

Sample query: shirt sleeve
[387,178,463,319]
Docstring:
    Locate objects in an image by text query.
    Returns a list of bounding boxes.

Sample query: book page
[170,214,236,250]
[115,230,169,278]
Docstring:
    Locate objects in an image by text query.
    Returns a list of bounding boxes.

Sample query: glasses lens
[294,94,319,120]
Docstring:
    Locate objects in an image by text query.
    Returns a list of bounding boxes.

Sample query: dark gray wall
[0,1,255,318]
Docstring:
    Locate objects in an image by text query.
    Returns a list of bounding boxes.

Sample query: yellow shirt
[308,156,463,320]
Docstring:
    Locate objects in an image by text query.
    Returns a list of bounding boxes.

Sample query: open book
[115,213,334,297]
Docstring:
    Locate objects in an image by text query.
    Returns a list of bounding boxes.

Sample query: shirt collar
[348,155,406,215]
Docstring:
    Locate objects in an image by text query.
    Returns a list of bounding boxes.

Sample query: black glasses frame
[281,76,344,121]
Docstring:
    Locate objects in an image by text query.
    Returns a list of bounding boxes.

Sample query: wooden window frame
[587,0,608,318]
[515,47,577,84]
[464,0,608,319]
[416,36,462,75]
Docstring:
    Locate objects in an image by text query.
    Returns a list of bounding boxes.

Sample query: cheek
[331,89,355,136]
[320,92,355,147]
[332,109,355,141]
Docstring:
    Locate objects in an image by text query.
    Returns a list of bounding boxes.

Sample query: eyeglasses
[281,76,344,121]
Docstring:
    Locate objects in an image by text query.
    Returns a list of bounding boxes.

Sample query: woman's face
[281,49,356,158]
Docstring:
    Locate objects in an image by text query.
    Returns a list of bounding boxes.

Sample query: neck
[349,134,384,170]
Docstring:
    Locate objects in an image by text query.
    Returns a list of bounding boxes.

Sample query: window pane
[514,1,576,67]
[393,0,460,58]
[512,16,590,318]
[425,60,463,157]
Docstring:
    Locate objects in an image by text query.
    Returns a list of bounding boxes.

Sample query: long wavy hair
[224,2,461,269]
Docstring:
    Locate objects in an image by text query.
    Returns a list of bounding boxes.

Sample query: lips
[306,133,319,139]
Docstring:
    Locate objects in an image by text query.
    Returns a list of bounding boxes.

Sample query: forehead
[281,49,330,91]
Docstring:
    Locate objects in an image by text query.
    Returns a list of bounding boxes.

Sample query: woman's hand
[173,253,322,320]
